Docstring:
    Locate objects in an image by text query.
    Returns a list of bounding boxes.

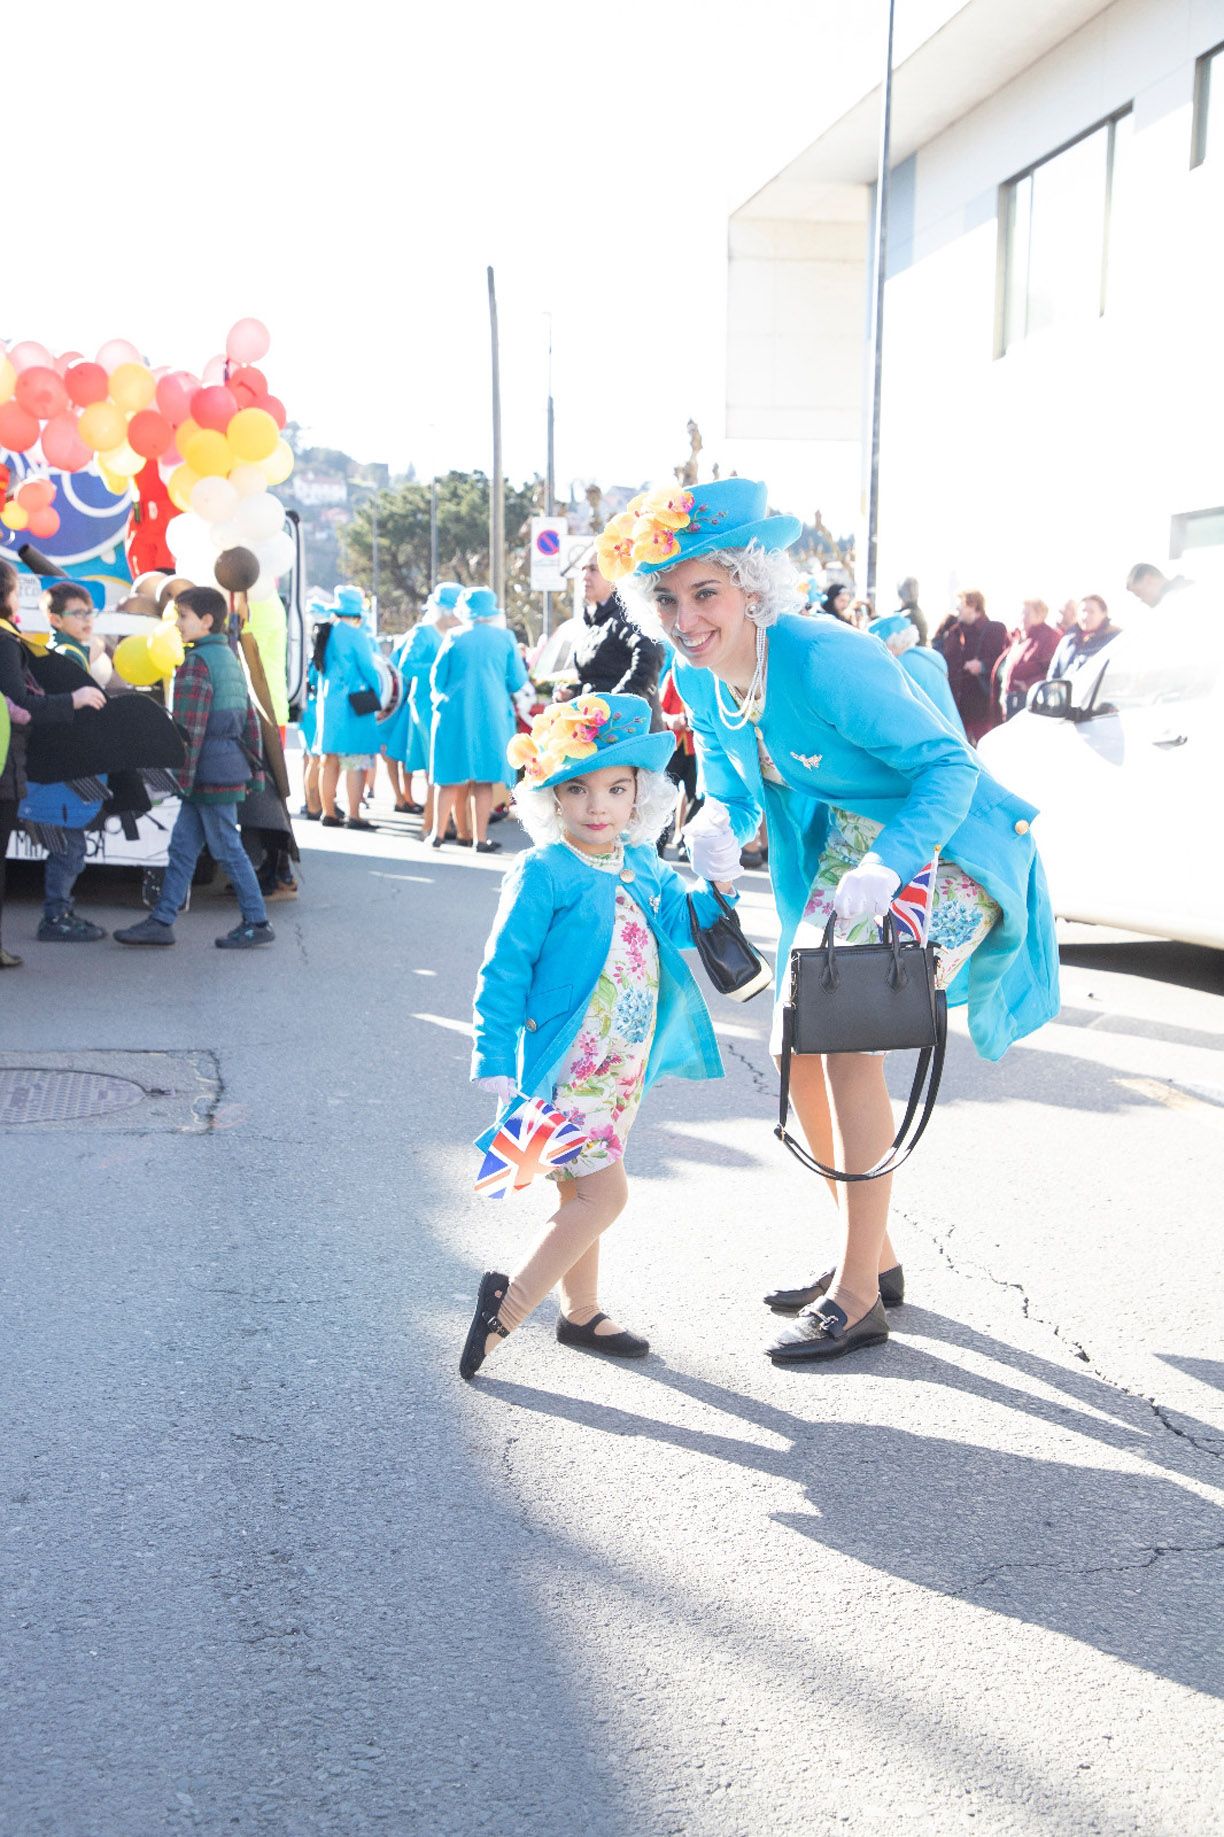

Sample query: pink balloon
[226,318,271,364]
[156,372,194,427]
[202,353,228,385]
[26,506,61,539]
[55,350,84,376]
[191,384,238,432]
[15,365,69,420]
[96,337,142,371]
[8,339,54,373]
[40,413,92,472]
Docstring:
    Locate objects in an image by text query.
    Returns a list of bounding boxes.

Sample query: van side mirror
[1027,679,1073,719]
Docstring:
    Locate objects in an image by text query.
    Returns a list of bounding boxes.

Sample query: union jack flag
[889,858,937,945]
[474,1097,589,1199]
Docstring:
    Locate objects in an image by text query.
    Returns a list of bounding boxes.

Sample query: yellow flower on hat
[638,487,693,531]
[630,520,682,567]
[594,511,637,582]
[507,733,536,770]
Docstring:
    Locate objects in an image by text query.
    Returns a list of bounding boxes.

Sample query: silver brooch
[790,750,823,770]
[649,894,661,913]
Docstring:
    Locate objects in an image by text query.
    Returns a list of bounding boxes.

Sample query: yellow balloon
[1,500,29,531]
[113,632,163,687]
[184,429,232,478]
[97,462,131,496]
[100,439,144,478]
[147,623,185,675]
[168,464,199,512]
[0,355,15,405]
[78,400,127,452]
[262,438,295,486]
[108,362,156,413]
[226,407,279,463]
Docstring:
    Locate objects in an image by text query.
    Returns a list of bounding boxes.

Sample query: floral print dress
[552,867,660,1179]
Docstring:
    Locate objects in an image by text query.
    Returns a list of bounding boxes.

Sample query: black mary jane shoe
[765,1264,905,1315]
[767,1296,889,1365]
[556,1311,650,1359]
[475,839,502,854]
[459,1271,510,1381]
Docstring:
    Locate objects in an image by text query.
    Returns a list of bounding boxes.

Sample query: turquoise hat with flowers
[507,692,674,790]
[461,586,503,621]
[594,477,802,581]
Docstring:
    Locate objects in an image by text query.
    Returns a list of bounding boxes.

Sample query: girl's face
[555,764,636,851]
[647,557,758,680]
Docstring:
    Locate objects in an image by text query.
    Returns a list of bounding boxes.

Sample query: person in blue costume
[610,477,1059,1367]
[384,581,464,827]
[459,691,739,1379]
[317,585,382,832]
[428,586,527,854]
[297,599,329,820]
[867,610,965,736]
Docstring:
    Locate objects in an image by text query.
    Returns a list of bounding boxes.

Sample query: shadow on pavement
[1058,936,1224,997]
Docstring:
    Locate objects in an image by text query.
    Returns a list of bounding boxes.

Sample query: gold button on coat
[525,1018,537,1032]
[1014,819,1030,835]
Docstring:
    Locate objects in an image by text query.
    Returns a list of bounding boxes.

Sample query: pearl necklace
[714,623,768,731]
[561,836,624,872]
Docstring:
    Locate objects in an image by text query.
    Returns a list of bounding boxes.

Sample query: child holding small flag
[460,691,742,1379]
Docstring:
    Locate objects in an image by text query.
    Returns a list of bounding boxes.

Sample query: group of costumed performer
[458,476,1060,1380]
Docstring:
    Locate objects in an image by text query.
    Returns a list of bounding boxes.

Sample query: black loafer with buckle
[765,1263,905,1315]
[459,1271,510,1380]
[767,1296,890,1364]
[556,1312,649,1358]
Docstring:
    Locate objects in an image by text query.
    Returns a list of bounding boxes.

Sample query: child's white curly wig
[512,766,677,849]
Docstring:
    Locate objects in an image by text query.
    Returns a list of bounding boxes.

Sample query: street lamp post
[865,0,897,607]
[348,482,380,634]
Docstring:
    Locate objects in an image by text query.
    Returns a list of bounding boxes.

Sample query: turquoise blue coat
[388,623,443,772]
[899,644,964,735]
[298,661,319,754]
[430,623,527,786]
[318,621,382,757]
[471,841,728,1144]
[674,615,1059,1062]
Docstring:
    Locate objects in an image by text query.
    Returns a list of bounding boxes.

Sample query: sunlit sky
[7,0,876,529]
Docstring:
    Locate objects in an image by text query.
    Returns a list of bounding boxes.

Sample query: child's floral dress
[552,855,660,1178]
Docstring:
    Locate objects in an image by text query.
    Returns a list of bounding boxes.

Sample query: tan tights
[487,1162,629,1357]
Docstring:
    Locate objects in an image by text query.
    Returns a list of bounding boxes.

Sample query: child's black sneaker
[216,921,276,949]
[38,912,107,943]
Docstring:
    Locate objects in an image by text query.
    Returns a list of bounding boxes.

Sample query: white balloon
[210,520,243,552]
[191,476,239,525]
[233,492,283,542]
[166,511,210,559]
[251,573,276,599]
[229,463,268,500]
[253,529,295,578]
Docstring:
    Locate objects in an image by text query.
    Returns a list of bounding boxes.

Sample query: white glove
[683,798,742,884]
[476,1075,518,1106]
[833,855,901,921]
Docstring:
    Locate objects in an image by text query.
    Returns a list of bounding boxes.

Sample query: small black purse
[776,913,947,1181]
[347,688,380,715]
[688,885,773,1002]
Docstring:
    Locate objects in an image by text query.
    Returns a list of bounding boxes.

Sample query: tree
[343,470,538,637]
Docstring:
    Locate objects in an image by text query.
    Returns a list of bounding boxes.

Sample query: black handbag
[776,913,947,1181]
[347,688,380,715]
[688,885,773,1002]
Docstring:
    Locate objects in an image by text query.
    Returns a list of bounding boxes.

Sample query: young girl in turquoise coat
[460,692,737,1380]
[607,479,1060,1367]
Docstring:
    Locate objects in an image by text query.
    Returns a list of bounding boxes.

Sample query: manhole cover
[0,1068,148,1125]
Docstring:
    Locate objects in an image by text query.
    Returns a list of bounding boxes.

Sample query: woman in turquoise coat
[608,478,1059,1367]
[383,581,463,823]
[428,586,527,853]
[868,610,964,734]
[318,585,383,829]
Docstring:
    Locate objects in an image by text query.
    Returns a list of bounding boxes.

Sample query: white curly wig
[511,766,677,849]
[618,539,803,631]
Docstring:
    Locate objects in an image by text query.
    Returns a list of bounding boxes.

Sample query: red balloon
[26,506,61,539]
[41,413,91,472]
[17,478,56,510]
[15,365,69,421]
[264,395,287,430]
[0,401,40,452]
[65,362,110,407]
[155,372,194,427]
[191,384,238,432]
[128,409,174,460]
[228,365,269,409]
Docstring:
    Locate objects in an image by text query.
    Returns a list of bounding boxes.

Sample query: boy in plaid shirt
[115,587,275,950]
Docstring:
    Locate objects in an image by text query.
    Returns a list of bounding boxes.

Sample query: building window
[1170,505,1224,558]
[997,110,1132,356]
[1191,41,1224,168]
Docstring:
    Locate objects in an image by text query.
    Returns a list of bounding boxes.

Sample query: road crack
[958,1538,1224,1596]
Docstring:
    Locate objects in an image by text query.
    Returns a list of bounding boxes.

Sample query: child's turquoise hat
[508,692,674,789]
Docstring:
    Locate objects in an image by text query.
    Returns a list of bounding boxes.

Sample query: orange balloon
[107,362,156,412]
[78,400,127,452]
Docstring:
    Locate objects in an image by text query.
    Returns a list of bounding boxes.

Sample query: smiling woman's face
[646,558,758,680]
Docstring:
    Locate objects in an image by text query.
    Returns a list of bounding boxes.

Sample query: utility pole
[370,499,380,635]
[429,475,438,589]
[543,313,555,640]
[865,0,897,606]
[487,265,505,608]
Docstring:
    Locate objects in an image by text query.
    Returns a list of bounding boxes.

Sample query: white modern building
[727,0,1224,618]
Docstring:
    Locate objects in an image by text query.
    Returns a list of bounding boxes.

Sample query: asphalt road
[2,792,1222,1837]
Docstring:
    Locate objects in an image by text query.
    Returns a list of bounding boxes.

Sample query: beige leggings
[498,1161,629,1331]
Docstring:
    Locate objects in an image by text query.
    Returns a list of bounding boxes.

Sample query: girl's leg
[303,755,322,814]
[321,753,341,814]
[785,1054,900,1276]
[422,780,436,833]
[344,769,365,820]
[484,1161,629,1357]
[455,784,474,843]
[822,1053,898,1322]
[430,785,457,842]
[471,781,493,845]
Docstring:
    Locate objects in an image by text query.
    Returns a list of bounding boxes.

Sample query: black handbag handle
[687,879,737,941]
[775,917,947,1181]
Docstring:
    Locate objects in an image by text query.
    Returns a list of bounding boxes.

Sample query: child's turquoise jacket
[471,842,729,1127]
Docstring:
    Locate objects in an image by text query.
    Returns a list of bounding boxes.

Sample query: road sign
[530,516,568,592]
